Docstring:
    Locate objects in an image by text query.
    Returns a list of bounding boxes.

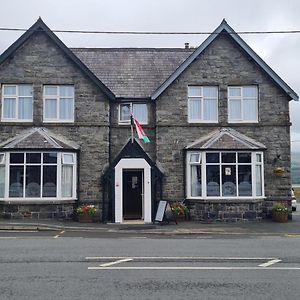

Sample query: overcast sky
[0,0,300,150]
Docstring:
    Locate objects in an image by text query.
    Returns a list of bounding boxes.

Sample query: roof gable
[0,18,115,101]
[185,128,266,150]
[151,20,298,101]
[103,138,163,179]
[0,128,79,150]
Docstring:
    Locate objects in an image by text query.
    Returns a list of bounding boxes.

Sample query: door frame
[115,158,151,223]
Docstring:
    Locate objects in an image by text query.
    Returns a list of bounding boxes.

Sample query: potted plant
[273,167,285,177]
[272,202,288,223]
[170,202,189,221]
[76,204,98,223]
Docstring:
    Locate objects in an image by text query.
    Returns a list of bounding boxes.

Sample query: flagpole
[130,115,134,143]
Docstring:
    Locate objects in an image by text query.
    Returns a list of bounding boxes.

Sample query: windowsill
[43,120,74,124]
[0,198,77,204]
[118,122,148,126]
[228,121,259,124]
[186,197,266,203]
[188,121,218,124]
[1,120,33,123]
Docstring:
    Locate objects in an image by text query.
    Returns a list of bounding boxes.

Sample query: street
[0,228,300,299]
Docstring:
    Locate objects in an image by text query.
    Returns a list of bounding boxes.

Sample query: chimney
[184,42,189,49]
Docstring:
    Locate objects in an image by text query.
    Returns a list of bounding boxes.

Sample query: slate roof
[0,128,80,150]
[185,128,266,150]
[71,48,194,98]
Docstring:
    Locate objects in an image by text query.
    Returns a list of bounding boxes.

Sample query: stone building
[0,18,297,222]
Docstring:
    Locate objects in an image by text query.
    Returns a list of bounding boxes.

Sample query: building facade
[0,18,298,222]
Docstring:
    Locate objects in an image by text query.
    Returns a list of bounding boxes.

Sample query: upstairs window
[1,84,33,122]
[228,86,258,122]
[119,103,148,124]
[188,86,218,123]
[43,85,74,122]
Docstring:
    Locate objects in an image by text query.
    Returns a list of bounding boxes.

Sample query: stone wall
[156,33,292,219]
[0,31,110,218]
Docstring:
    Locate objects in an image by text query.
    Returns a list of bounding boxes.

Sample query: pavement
[0,210,299,236]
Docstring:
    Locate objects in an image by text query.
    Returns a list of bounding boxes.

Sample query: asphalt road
[0,232,300,299]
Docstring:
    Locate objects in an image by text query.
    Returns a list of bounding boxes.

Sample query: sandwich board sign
[155,200,177,224]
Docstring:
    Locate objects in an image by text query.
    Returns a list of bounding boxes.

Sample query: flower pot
[78,214,95,223]
[272,211,288,223]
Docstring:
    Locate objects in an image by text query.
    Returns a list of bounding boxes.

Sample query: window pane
[191,165,201,197]
[43,166,57,197]
[45,99,57,119]
[0,165,5,198]
[120,104,131,121]
[62,153,74,164]
[229,99,241,120]
[238,153,251,163]
[206,165,220,196]
[243,99,257,121]
[43,153,57,164]
[206,153,219,163]
[256,165,262,196]
[188,87,201,97]
[19,85,32,97]
[203,99,217,120]
[228,87,241,97]
[45,86,57,96]
[132,104,147,123]
[203,87,217,98]
[3,98,16,118]
[256,153,262,163]
[61,165,73,197]
[222,153,236,163]
[25,166,41,197]
[60,98,73,120]
[238,165,252,196]
[9,166,24,197]
[4,86,16,95]
[0,153,4,164]
[18,97,32,119]
[26,153,41,163]
[222,165,236,196]
[243,86,257,98]
[189,99,201,120]
[59,86,74,97]
[10,153,24,164]
[190,153,200,163]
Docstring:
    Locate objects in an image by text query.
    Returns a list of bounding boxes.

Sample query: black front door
[123,170,143,220]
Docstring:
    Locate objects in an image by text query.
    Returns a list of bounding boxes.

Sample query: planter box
[77,214,97,223]
[272,211,288,223]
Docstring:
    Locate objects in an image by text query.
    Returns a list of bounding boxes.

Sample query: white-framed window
[1,84,33,122]
[186,151,264,199]
[119,103,148,124]
[43,85,74,122]
[0,152,76,200]
[188,86,218,123]
[228,86,258,122]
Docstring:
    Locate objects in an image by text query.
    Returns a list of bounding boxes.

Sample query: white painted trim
[115,158,151,223]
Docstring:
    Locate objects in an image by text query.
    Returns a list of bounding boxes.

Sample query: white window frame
[188,86,218,123]
[186,151,265,199]
[228,86,258,123]
[1,84,33,122]
[118,102,148,125]
[43,85,74,123]
[0,152,77,201]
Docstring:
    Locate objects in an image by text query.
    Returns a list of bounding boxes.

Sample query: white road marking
[53,230,65,239]
[85,256,277,261]
[259,259,282,267]
[100,258,133,267]
[88,266,300,271]
[0,237,17,239]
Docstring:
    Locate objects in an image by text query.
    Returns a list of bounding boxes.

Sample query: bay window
[0,152,76,200]
[1,84,33,121]
[187,151,264,199]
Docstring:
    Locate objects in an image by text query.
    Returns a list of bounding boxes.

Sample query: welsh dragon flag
[131,115,150,143]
